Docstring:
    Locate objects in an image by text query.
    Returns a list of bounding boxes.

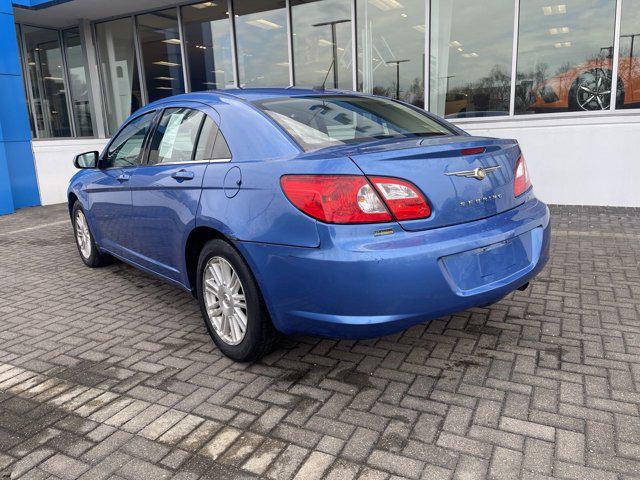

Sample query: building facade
[2,0,640,214]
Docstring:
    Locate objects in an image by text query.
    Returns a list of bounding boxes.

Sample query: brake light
[280,175,392,224]
[513,155,532,197]
[281,174,431,224]
[369,176,431,220]
[461,147,486,156]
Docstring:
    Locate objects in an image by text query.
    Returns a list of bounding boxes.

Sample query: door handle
[172,169,195,181]
[116,173,130,182]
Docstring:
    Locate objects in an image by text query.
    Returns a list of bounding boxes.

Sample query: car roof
[146,87,361,108]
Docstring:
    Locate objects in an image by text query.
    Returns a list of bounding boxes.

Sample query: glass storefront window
[95,18,143,135]
[23,25,72,138]
[516,0,616,114]
[617,0,640,109]
[235,0,289,87]
[137,9,185,102]
[358,0,426,107]
[291,0,353,90]
[429,0,514,117]
[62,28,94,136]
[182,2,234,91]
[16,25,37,138]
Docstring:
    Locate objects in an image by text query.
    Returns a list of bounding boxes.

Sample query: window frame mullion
[177,5,191,93]
[508,0,520,117]
[59,28,78,137]
[424,0,431,110]
[18,23,41,139]
[133,15,149,105]
[286,0,295,86]
[610,0,623,111]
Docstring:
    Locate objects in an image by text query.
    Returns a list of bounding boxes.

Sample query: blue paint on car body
[68,88,550,339]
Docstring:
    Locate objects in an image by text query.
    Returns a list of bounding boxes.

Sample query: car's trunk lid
[348,136,523,231]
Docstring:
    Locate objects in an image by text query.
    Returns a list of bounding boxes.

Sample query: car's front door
[85,111,157,256]
[128,105,226,283]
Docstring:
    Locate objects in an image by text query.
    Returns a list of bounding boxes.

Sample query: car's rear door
[85,111,157,256]
[127,103,222,283]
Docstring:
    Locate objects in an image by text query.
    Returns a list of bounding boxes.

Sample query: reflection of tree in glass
[515,47,621,113]
[444,65,510,117]
[371,78,423,108]
[405,78,425,107]
[555,62,574,76]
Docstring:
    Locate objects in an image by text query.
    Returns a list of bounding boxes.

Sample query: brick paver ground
[0,203,639,480]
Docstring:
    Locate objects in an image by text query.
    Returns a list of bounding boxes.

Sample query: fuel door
[223,166,242,198]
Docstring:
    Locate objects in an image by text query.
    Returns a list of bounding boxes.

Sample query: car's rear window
[253,95,454,152]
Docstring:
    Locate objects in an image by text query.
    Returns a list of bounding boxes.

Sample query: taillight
[281,174,431,224]
[460,147,486,156]
[513,155,532,197]
[280,175,392,224]
[369,176,431,221]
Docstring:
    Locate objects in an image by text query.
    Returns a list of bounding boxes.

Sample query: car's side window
[212,130,232,160]
[194,116,232,161]
[147,108,206,165]
[193,116,218,161]
[103,112,156,169]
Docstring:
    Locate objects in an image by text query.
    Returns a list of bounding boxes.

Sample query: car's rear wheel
[72,202,112,268]
[196,239,278,362]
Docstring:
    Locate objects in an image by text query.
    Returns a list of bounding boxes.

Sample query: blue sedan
[68,88,550,361]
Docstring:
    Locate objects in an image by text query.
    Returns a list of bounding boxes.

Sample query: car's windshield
[253,95,454,152]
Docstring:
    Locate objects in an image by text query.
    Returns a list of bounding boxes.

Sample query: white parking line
[0,220,70,236]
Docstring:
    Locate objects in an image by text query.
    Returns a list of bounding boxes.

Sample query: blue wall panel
[0,147,15,215]
[0,0,40,214]
[0,74,33,142]
[0,14,22,76]
[4,140,40,208]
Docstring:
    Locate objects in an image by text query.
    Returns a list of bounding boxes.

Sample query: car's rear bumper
[238,198,551,339]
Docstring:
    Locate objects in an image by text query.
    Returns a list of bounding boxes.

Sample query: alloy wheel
[75,210,92,259]
[203,256,248,346]
[575,69,612,110]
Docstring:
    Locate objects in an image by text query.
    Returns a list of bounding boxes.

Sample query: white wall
[454,112,640,208]
[32,112,640,207]
[32,138,109,206]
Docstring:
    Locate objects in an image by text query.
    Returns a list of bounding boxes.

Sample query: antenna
[312,18,350,90]
[320,58,335,92]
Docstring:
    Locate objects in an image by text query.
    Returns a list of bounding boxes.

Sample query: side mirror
[73,151,99,169]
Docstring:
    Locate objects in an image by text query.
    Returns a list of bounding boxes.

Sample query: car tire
[570,68,623,111]
[72,202,113,268]
[196,239,279,362]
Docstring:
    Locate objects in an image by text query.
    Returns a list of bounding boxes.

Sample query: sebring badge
[459,194,502,207]
[445,165,501,181]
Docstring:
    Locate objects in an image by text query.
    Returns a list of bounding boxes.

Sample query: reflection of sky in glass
[357,0,425,106]
[620,0,640,46]
[63,28,93,136]
[291,0,353,89]
[235,1,289,87]
[96,18,141,134]
[517,0,615,78]
[618,0,640,108]
[516,0,616,114]
[182,3,234,91]
[429,0,514,117]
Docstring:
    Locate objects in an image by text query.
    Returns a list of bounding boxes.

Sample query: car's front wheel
[72,202,112,268]
[196,239,279,362]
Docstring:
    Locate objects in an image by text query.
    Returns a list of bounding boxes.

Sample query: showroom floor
[0,204,638,480]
